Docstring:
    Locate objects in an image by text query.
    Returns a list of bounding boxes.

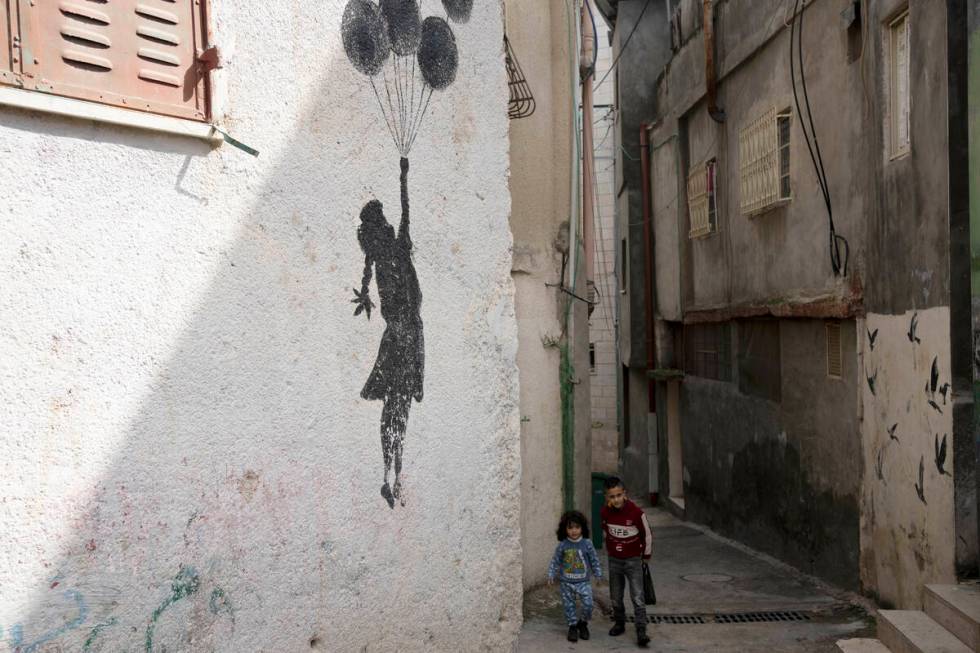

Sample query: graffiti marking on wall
[907,312,921,344]
[145,566,201,652]
[342,0,465,509]
[914,455,927,505]
[934,434,950,476]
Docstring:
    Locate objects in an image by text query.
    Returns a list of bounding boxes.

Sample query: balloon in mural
[418,17,458,90]
[441,0,473,23]
[342,0,459,156]
[342,0,390,76]
[380,0,422,56]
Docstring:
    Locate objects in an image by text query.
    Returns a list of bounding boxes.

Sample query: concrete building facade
[601,0,976,609]
[0,1,523,650]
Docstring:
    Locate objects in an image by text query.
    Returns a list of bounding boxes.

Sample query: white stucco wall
[860,309,957,608]
[0,1,521,651]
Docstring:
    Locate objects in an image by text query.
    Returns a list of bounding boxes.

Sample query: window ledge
[0,87,223,146]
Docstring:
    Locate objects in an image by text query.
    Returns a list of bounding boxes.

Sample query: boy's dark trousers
[608,557,647,625]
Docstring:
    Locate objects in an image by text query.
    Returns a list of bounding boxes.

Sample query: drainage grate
[610,611,813,625]
[650,614,707,625]
[713,611,812,624]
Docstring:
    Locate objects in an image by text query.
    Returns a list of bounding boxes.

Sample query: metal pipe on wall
[639,123,655,411]
[581,0,596,290]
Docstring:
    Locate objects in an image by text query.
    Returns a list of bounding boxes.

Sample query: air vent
[826,322,842,379]
[612,610,815,625]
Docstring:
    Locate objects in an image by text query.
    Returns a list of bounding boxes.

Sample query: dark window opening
[683,322,732,382]
[738,319,782,402]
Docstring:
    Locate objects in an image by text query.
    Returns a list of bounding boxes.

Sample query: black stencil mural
[866,368,878,396]
[925,356,944,414]
[935,434,951,476]
[907,312,921,344]
[867,327,879,351]
[342,0,463,508]
[914,455,927,505]
[887,423,899,443]
[441,0,473,23]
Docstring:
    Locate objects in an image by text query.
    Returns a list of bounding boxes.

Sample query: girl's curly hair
[556,510,590,541]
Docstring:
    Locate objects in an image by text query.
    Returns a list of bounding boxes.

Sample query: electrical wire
[594,0,653,92]
[789,0,849,276]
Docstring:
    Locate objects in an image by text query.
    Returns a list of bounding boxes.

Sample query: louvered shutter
[10,0,209,121]
[1,1,17,85]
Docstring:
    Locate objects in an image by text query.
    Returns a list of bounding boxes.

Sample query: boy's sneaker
[566,625,579,642]
[608,622,625,636]
[636,625,650,647]
[577,620,590,640]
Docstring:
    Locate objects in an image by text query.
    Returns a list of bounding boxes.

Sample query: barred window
[684,322,732,381]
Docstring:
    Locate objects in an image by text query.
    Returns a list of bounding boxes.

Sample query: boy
[600,476,653,647]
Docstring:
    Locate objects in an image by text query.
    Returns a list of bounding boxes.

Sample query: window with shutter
[887,9,910,158]
[4,0,210,121]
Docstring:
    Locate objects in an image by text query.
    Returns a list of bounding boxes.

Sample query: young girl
[548,510,603,643]
[352,157,424,509]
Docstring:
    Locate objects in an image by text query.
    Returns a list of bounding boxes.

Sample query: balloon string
[407,86,433,154]
[393,55,406,154]
[381,66,402,152]
[407,72,427,150]
[370,77,400,153]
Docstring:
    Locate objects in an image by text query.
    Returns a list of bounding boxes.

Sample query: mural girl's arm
[398,156,411,247]
[351,255,375,319]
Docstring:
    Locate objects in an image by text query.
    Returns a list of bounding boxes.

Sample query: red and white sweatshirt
[600,499,653,559]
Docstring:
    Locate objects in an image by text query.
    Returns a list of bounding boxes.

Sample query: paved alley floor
[518,506,875,652]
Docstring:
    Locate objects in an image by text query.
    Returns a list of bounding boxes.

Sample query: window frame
[886,8,911,160]
[738,107,792,217]
[687,158,718,239]
[1,0,214,126]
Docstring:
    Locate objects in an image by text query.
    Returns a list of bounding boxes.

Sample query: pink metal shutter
[1,0,17,85]
[12,0,209,121]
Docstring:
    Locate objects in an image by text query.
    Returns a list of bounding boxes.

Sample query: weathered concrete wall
[0,1,521,650]
[860,309,957,608]
[507,0,591,588]
[637,0,968,600]
[680,319,862,589]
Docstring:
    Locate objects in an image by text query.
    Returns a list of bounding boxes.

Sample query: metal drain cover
[681,573,734,583]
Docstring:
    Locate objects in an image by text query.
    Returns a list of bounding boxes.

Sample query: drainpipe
[703,0,725,123]
[640,124,655,411]
[581,0,596,290]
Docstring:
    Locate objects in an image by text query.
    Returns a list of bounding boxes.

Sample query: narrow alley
[519,505,875,652]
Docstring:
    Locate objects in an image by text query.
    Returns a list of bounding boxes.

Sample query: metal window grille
[684,322,732,381]
[888,10,911,158]
[687,159,717,238]
[739,108,791,216]
[826,322,842,379]
[504,36,535,120]
[1,1,211,121]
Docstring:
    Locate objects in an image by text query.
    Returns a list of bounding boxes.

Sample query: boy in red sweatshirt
[600,476,653,647]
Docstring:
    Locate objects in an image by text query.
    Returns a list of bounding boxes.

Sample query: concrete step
[878,610,972,653]
[836,638,892,653]
[924,584,980,651]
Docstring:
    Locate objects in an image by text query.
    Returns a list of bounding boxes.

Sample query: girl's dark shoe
[577,620,590,640]
[636,625,650,647]
[608,622,626,636]
[567,625,579,642]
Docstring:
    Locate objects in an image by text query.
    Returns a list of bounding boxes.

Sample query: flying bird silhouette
[935,434,950,476]
[875,447,886,483]
[914,455,927,505]
[887,423,899,442]
[929,357,939,394]
[939,382,950,404]
[928,399,943,414]
[867,328,879,351]
[907,312,921,344]
[866,369,878,396]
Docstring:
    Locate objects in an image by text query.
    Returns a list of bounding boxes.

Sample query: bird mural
[915,455,927,505]
[866,368,878,396]
[867,327,879,351]
[935,434,950,476]
[907,312,921,344]
[887,423,899,443]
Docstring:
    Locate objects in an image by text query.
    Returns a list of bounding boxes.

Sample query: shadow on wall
[1,40,516,653]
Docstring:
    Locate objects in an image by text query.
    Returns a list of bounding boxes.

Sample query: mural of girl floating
[342,0,469,508]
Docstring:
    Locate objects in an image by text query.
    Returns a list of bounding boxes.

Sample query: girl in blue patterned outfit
[548,510,603,642]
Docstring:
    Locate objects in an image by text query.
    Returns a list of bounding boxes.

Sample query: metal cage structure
[504,36,535,120]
